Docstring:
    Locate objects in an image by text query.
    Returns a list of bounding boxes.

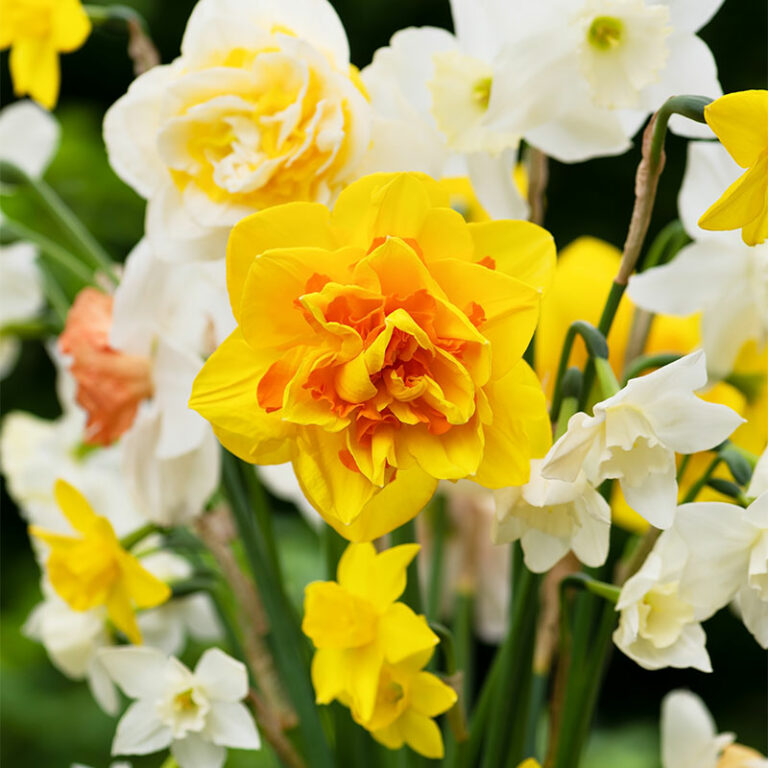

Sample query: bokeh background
[1,1,766,765]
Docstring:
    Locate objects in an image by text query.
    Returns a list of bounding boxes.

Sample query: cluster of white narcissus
[0,0,766,765]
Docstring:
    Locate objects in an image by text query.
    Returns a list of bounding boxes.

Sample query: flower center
[472,77,493,110]
[637,582,693,649]
[587,16,624,50]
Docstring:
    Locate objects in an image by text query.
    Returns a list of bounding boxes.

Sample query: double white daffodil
[541,351,743,529]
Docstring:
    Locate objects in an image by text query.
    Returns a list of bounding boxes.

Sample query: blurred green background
[1,1,766,766]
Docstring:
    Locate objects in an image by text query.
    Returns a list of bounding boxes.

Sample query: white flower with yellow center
[614,532,715,671]
[104,0,370,261]
[99,646,260,768]
[468,0,723,162]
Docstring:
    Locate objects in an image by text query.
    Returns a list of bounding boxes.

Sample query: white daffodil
[104,0,370,262]
[614,531,716,671]
[628,142,768,379]
[58,239,233,526]
[541,351,743,529]
[749,449,768,498]
[660,689,768,768]
[99,646,260,768]
[0,364,144,537]
[493,459,611,572]
[467,0,723,162]
[660,690,734,768]
[673,495,768,649]
[0,99,60,180]
[0,242,45,378]
[360,22,528,220]
[24,594,120,715]
[138,548,221,656]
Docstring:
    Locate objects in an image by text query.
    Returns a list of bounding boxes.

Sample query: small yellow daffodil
[29,479,171,644]
[699,90,768,245]
[0,0,91,109]
[347,648,457,759]
[303,542,438,723]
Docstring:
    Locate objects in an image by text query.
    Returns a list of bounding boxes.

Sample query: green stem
[481,551,541,768]
[242,465,283,583]
[0,160,118,284]
[39,271,69,325]
[120,522,160,551]
[3,218,95,286]
[594,357,620,399]
[427,494,448,623]
[638,219,690,272]
[221,452,334,768]
[550,322,608,421]
[391,518,423,614]
[681,454,722,504]
[622,352,682,384]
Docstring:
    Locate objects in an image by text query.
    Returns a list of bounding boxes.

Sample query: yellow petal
[227,203,337,323]
[428,258,541,380]
[119,553,171,609]
[379,604,438,664]
[106,580,142,645]
[517,760,543,768]
[704,90,768,168]
[189,329,294,464]
[10,38,59,109]
[473,360,551,488]
[371,721,405,750]
[409,671,458,717]
[347,642,384,723]
[338,542,420,609]
[53,479,99,534]
[399,709,445,759]
[741,173,768,245]
[402,417,485,480]
[302,581,377,648]
[292,428,378,525]
[311,647,347,704]
[468,220,556,292]
[326,466,438,543]
[416,207,476,263]
[331,173,448,250]
[698,156,768,233]
[52,0,91,52]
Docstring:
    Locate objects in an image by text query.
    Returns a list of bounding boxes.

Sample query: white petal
[520,529,571,573]
[679,141,742,240]
[640,34,722,138]
[98,646,170,700]
[258,464,322,528]
[541,412,604,484]
[87,657,120,716]
[207,701,261,749]
[737,584,768,649]
[104,64,176,198]
[465,150,529,221]
[661,689,720,768]
[171,734,227,768]
[653,0,725,34]
[570,493,612,568]
[0,100,59,178]
[113,700,173,756]
[748,452,768,498]
[620,456,678,529]
[619,350,707,408]
[195,648,249,702]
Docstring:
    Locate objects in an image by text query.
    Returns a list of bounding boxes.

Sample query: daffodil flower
[349,648,457,759]
[494,459,612,573]
[699,90,768,246]
[189,172,554,540]
[98,646,260,768]
[0,0,91,109]
[541,351,743,529]
[303,542,438,723]
[29,479,171,644]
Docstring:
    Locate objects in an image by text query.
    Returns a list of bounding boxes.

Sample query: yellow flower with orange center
[0,0,91,109]
[189,172,555,540]
[699,90,768,246]
[29,480,171,644]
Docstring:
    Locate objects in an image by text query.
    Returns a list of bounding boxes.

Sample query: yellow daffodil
[0,0,91,109]
[29,479,171,644]
[346,648,457,759]
[189,172,554,540]
[699,90,768,245]
[516,761,542,768]
[303,542,438,723]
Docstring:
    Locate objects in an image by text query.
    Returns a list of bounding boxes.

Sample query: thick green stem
[681,455,722,503]
[427,494,449,622]
[623,352,682,384]
[392,518,424,614]
[120,522,160,551]
[221,452,333,768]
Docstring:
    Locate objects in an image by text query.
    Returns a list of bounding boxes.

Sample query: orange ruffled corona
[190,172,555,540]
[58,288,152,446]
